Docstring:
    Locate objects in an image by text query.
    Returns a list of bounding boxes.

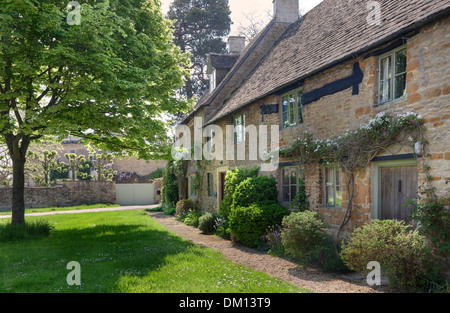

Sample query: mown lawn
[0,203,120,216]
[0,210,309,293]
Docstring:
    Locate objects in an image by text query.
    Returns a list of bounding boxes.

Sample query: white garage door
[116,184,155,206]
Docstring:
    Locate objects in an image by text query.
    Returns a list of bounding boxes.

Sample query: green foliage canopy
[0,0,192,224]
[0,0,191,159]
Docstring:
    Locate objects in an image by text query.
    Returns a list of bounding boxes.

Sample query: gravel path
[148,211,387,293]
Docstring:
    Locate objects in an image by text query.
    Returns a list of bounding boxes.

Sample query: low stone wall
[0,181,116,211]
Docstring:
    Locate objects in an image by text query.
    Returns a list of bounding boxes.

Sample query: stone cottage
[175,0,450,236]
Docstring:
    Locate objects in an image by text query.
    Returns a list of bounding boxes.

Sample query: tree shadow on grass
[0,221,206,293]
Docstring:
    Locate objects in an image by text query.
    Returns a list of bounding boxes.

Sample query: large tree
[167,0,232,99]
[0,0,191,225]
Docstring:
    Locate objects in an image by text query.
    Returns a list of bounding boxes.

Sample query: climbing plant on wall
[280,112,427,244]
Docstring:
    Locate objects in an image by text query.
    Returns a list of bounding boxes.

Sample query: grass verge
[0,210,309,293]
[0,203,120,216]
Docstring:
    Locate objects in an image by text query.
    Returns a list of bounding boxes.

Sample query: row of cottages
[176,0,450,236]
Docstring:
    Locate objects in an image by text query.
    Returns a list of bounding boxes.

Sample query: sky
[160,0,324,36]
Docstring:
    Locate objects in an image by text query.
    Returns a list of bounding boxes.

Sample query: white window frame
[281,167,298,203]
[205,128,214,153]
[322,166,343,208]
[209,69,216,93]
[234,112,245,144]
[377,45,407,104]
[282,87,303,129]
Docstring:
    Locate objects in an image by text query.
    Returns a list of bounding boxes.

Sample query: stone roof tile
[206,0,450,124]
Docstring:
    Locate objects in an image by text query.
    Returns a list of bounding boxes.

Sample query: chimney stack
[228,36,246,54]
[273,0,299,23]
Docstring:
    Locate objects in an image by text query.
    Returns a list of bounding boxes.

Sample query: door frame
[216,166,229,208]
[372,158,418,220]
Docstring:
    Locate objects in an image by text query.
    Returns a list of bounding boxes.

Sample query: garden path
[148,211,389,293]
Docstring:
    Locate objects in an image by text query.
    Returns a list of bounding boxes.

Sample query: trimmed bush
[281,211,327,263]
[340,219,430,291]
[198,213,217,234]
[229,202,289,247]
[232,176,278,209]
[218,168,258,220]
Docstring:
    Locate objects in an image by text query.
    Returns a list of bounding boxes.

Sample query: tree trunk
[5,134,31,225]
[11,155,26,225]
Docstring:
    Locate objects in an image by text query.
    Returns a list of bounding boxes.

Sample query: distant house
[176,0,450,235]
[61,135,166,183]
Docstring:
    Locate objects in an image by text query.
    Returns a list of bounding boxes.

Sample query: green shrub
[175,199,196,221]
[232,176,278,209]
[410,186,450,256]
[183,210,202,227]
[0,219,54,242]
[281,211,327,263]
[163,205,176,216]
[198,213,217,234]
[312,236,350,273]
[149,168,164,180]
[340,219,431,291]
[162,161,179,206]
[218,168,258,220]
[229,202,289,247]
[290,178,310,212]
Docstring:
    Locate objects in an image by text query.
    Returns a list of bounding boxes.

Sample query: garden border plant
[340,219,431,291]
[409,181,450,258]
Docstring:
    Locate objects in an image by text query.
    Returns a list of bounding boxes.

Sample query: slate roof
[206,0,450,124]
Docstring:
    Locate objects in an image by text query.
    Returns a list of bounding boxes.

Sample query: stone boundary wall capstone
[0,181,116,211]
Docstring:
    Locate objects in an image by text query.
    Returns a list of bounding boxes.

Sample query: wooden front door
[380,166,418,225]
[220,172,226,201]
